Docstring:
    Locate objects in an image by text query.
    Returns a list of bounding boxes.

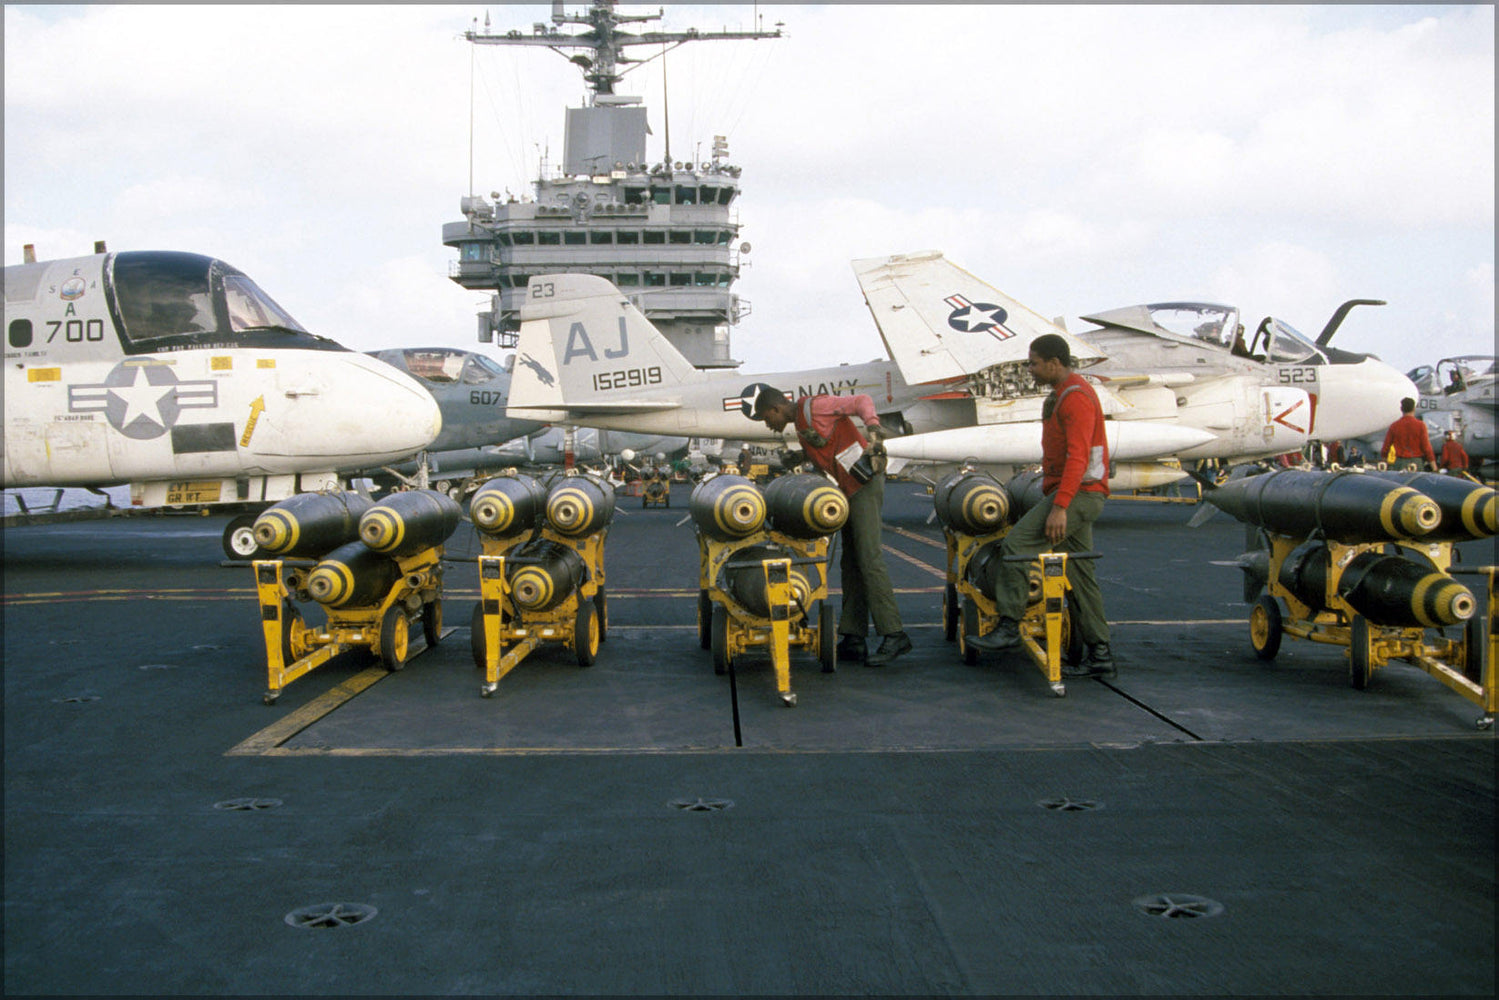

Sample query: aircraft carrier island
[2,481,1493,995]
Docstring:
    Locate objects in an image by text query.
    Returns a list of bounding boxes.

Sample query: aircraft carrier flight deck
[3,480,1493,995]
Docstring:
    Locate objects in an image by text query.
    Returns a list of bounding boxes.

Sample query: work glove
[865,423,886,451]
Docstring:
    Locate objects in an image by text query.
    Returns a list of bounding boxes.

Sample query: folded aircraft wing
[852,251,1105,385]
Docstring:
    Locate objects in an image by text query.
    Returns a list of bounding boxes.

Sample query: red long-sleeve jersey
[1041,372,1109,508]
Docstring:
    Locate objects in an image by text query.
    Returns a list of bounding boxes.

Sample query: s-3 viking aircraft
[2,249,442,556]
[857,252,1418,485]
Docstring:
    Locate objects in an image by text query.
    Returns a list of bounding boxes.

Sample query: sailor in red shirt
[1380,397,1437,472]
[968,334,1114,676]
[1440,429,1470,474]
[751,387,910,666]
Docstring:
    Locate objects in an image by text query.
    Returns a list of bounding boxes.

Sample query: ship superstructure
[443,2,781,367]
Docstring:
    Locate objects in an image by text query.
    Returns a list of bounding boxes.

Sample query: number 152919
[593,366,662,391]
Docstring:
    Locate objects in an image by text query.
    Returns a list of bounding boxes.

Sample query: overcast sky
[5,4,1493,378]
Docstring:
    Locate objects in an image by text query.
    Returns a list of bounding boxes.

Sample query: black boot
[836,634,867,663]
[1064,642,1115,678]
[967,617,1020,651]
[865,632,912,667]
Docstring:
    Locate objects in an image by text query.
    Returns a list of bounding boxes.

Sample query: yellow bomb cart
[692,473,845,706]
[1200,468,1497,728]
[937,469,1091,696]
[468,471,612,697]
[251,489,460,704]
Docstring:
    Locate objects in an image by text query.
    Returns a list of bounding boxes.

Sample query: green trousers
[993,490,1110,646]
[838,473,903,637]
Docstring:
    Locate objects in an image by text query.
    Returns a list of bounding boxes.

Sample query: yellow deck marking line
[883,543,949,579]
[887,525,945,549]
[226,668,390,756]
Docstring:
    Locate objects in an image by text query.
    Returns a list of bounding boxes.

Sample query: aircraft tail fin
[852,251,1105,384]
[507,275,704,417]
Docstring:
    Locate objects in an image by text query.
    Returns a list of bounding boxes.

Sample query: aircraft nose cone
[1313,359,1420,441]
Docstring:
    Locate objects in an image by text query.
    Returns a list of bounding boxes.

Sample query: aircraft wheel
[380,607,410,671]
[422,598,442,647]
[1250,594,1283,661]
[223,514,264,560]
[711,604,732,676]
[574,603,599,667]
[1349,615,1372,690]
[959,597,980,665]
[942,582,959,642]
[818,601,837,673]
[594,587,608,643]
[1464,614,1488,683]
[697,589,713,650]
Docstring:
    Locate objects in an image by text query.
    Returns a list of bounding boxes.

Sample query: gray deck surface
[4,481,1494,995]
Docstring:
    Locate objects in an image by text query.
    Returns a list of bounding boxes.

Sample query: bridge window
[511,231,534,245]
[644,271,666,287]
[674,186,697,205]
[643,231,666,245]
[669,231,691,245]
[616,273,640,287]
[651,187,671,205]
[538,231,561,245]
[563,231,586,245]
[590,231,614,245]
[670,272,692,286]
[617,231,640,244]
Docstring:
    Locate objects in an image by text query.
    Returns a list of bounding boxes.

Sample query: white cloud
[4,3,1492,378]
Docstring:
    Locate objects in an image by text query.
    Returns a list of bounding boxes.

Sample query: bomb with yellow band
[933,469,1011,535]
[1200,469,1440,543]
[253,491,372,558]
[504,538,588,612]
[358,489,463,558]
[470,473,547,539]
[689,474,766,541]
[763,473,850,539]
[306,540,401,609]
[1270,541,1476,627]
[1360,470,1496,541]
[544,474,616,537]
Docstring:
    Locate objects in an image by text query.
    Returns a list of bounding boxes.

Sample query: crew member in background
[1439,429,1470,475]
[1380,397,1437,472]
[751,387,911,667]
[969,334,1114,677]
[736,445,754,476]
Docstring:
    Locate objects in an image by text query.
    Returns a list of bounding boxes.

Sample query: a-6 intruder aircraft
[1407,355,1496,474]
[3,249,441,555]
[858,252,1417,486]
[360,347,547,497]
[501,273,1209,470]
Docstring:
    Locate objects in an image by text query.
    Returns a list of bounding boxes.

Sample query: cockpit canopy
[379,347,508,386]
[107,251,341,354]
[1407,355,1496,395]
[1083,301,1333,365]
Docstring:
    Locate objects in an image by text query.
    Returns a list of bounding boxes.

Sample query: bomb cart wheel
[280,600,308,667]
[1349,615,1372,691]
[1250,594,1283,661]
[594,587,608,643]
[422,598,443,647]
[697,589,713,650]
[574,602,600,667]
[711,603,733,676]
[1464,614,1488,684]
[470,602,487,670]
[380,607,410,671]
[223,514,264,561]
[960,597,980,666]
[942,582,959,642]
[819,601,837,673]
